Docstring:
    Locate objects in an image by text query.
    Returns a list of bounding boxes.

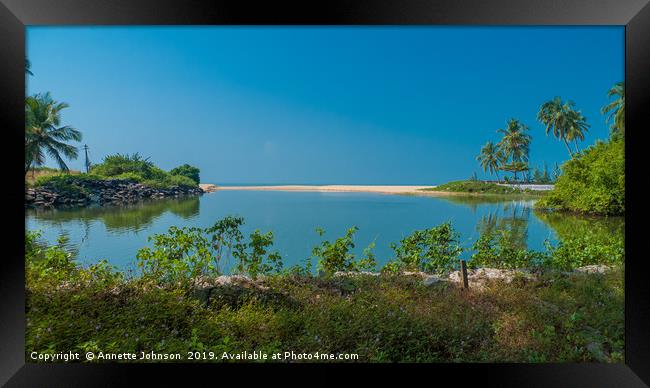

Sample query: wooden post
[460,260,469,289]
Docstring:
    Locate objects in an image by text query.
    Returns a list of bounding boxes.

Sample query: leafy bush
[233,230,283,279]
[170,164,200,185]
[311,227,377,274]
[387,222,463,273]
[136,226,216,285]
[536,139,624,215]
[136,216,284,284]
[544,231,624,270]
[469,229,549,269]
[166,174,197,187]
[141,174,196,189]
[469,228,624,271]
[91,153,157,179]
[109,172,145,182]
[26,231,77,283]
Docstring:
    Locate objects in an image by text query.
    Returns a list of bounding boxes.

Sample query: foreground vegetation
[26,215,624,362]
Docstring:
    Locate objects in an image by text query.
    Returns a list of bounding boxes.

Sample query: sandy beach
[200,183,554,196]
[208,185,437,195]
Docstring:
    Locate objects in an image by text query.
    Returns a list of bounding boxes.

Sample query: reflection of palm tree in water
[477,201,531,250]
[80,219,91,245]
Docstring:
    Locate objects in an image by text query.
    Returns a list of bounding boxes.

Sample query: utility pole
[83,144,90,173]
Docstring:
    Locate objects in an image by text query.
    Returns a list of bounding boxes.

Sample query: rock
[574,265,612,274]
[26,178,203,209]
[447,268,534,288]
[333,271,380,277]
[199,183,219,193]
[586,342,609,362]
[422,275,444,286]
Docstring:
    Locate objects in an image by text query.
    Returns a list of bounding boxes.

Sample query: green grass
[26,232,624,363]
[421,180,545,196]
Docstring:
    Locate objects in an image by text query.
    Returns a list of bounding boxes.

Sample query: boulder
[422,275,444,286]
[574,265,613,274]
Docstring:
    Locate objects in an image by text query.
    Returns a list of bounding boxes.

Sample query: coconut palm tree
[537,97,589,158]
[25,93,82,176]
[601,81,624,136]
[565,108,590,154]
[497,119,532,180]
[496,119,531,181]
[476,141,502,181]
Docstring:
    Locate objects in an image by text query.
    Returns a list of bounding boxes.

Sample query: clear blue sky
[27,26,623,184]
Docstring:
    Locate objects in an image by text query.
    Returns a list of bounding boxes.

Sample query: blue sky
[27,26,623,184]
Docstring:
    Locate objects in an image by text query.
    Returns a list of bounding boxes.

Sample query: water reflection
[534,209,625,246]
[438,194,538,212]
[476,202,531,250]
[26,197,200,234]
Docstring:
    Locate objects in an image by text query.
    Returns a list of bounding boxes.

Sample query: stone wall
[25,178,203,208]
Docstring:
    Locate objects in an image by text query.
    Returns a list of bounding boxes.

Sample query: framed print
[1,0,649,386]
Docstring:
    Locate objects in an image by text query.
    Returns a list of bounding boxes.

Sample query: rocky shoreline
[25,178,203,208]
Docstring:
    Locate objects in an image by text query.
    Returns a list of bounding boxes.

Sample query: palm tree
[497,119,531,181]
[537,97,589,158]
[601,81,624,136]
[25,93,82,175]
[476,141,502,181]
[565,109,590,154]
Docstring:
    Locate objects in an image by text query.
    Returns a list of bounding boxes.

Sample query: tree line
[476,82,625,183]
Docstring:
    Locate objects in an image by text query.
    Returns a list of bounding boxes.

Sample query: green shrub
[469,229,549,269]
[26,231,78,284]
[167,174,197,187]
[109,172,145,182]
[544,231,625,270]
[136,216,284,284]
[536,139,624,215]
[233,230,283,279]
[311,227,377,274]
[388,222,463,273]
[468,228,624,271]
[137,226,216,285]
[91,153,157,179]
[170,164,200,185]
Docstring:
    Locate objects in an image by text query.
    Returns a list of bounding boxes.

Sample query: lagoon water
[25,190,624,272]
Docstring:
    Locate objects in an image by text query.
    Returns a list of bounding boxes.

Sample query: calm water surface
[25,190,624,272]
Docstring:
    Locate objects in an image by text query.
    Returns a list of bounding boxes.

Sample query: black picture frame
[1,0,648,386]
